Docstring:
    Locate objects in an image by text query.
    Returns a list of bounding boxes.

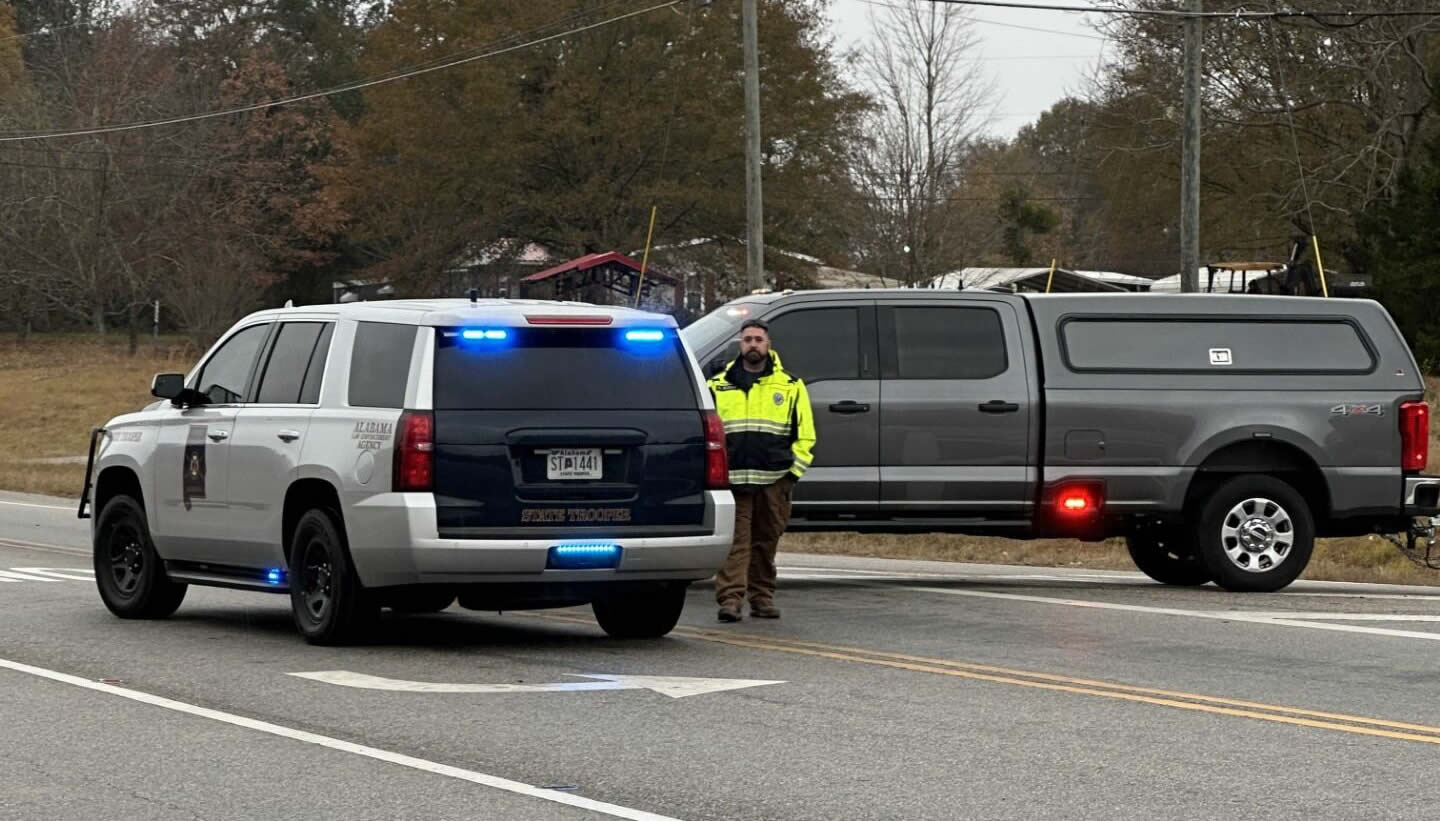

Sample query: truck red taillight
[1400,401,1429,473]
[1055,481,1103,517]
[703,411,729,489]
[394,410,435,492]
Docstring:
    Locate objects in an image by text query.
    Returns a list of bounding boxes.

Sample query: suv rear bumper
[1406,475,1440,515]
[344,490,736,587]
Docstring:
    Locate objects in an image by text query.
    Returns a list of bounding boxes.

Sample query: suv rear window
[349,322,418,408]
[1061,317,1376,373]
[434,327,698,410]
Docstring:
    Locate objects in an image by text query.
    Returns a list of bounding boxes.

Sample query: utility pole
[1179,0,1202,293]
[742,0,764,291]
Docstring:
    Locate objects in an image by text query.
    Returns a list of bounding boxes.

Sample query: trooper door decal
[183,425,207,510]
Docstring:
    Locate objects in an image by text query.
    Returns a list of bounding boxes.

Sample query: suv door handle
[978,401,1020,414]
[829,401,871,414]
[277,430,301,443]
[207,430,230,442]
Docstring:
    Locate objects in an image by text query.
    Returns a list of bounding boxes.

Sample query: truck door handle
[829,401,871,414]
[207,430,230,442]
[978,401,1020,414]
[277,430,301,443]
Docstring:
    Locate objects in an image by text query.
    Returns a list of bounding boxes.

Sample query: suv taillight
[703,411,729,489]
[394,410,435,491]
[1400,401,1430,473]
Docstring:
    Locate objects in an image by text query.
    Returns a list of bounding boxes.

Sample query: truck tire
[289,508,377,645]
[94,494,187,619]
[592,583,688,639]
[1194,475,1315,593]
[1125,525,1211,586]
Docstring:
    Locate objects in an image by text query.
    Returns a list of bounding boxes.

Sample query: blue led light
[265,568,285,585]
[546,542,622,569]
[624,329,666,343]
[553,543,621,555]
[461,328,509,341]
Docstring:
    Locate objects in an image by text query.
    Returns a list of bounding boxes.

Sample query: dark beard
[743,350,766,364]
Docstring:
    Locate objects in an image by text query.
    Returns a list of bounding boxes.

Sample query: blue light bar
[624,329,666,343]
[546,542,622,570]
[461,328,509,341]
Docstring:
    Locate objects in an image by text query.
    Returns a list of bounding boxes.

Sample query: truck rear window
[1061,318,1376,373]
[434,327,698,410]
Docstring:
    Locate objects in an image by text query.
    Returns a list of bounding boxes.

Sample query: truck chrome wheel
[1220,497,1295,573]
[1197,475,1315,592]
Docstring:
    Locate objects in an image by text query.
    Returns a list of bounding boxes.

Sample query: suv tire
[289,508,377,645]
[94,494,187,618]
[1195,475,1315,593]
[592,583,688,639]
[1125,522,1211,586]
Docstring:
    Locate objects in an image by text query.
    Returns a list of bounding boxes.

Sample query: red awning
[520,251,676,283]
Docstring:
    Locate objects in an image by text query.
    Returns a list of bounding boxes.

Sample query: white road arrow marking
[289,670,784,699]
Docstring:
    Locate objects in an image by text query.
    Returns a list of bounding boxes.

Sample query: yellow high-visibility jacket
[707,351,816,486]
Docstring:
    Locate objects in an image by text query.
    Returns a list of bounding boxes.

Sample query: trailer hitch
[1382,517,1440,570]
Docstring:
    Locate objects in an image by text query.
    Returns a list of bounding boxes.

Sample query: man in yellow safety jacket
[707,319,816,622]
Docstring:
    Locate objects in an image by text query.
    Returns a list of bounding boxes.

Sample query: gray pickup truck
[682,290,1439,592]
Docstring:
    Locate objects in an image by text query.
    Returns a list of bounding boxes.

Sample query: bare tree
[851,0,994,285]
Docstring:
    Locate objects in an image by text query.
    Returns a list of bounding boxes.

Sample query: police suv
[81,300,736,644]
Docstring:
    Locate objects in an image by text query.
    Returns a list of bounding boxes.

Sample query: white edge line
[0,499,74,511]
[0,656,684,821]
[905,586,1440,643]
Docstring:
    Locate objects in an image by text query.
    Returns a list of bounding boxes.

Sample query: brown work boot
[750,603,781,619]
[717,604,743,623]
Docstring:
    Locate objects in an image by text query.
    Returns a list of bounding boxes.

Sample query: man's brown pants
[715,479,794,609]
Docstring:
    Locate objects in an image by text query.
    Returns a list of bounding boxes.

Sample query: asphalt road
[4,490,1440,820]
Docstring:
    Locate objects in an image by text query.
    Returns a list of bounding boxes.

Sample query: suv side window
[349,322,417,408]
[887,306,1006,379]
[254,322,331,404]
[767,308,861,383]
[193,324,270,405]
[299,324,334,404]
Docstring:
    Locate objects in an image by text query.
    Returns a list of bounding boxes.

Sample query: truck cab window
[768,308,861,383]
[890,306,1007,380]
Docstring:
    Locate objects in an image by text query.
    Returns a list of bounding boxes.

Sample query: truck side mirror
[151,373,185,400]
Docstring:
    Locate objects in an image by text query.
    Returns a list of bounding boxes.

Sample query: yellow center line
[526,612,1440,745]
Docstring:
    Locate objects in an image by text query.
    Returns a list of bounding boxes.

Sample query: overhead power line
[0,0,683,143]
[924,0,1440,20]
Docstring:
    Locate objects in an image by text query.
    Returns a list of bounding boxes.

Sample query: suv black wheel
[1195,475,1315,593]
[1125,521,1211,586]
[289,508,377,645]
[592,583,688,639]
[94,495,187,618]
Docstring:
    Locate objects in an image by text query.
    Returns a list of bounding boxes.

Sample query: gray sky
[825,0,1110,138]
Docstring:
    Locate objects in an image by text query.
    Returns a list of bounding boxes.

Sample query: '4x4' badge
[1331,404,1385,417]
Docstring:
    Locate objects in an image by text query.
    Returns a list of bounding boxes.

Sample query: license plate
[546,448,602,480]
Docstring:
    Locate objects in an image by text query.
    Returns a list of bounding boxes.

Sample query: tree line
[2,1,1439,366]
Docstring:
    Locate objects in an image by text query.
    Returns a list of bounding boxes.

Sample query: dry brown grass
[3,335,1439,585]
[0,334,197,497]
